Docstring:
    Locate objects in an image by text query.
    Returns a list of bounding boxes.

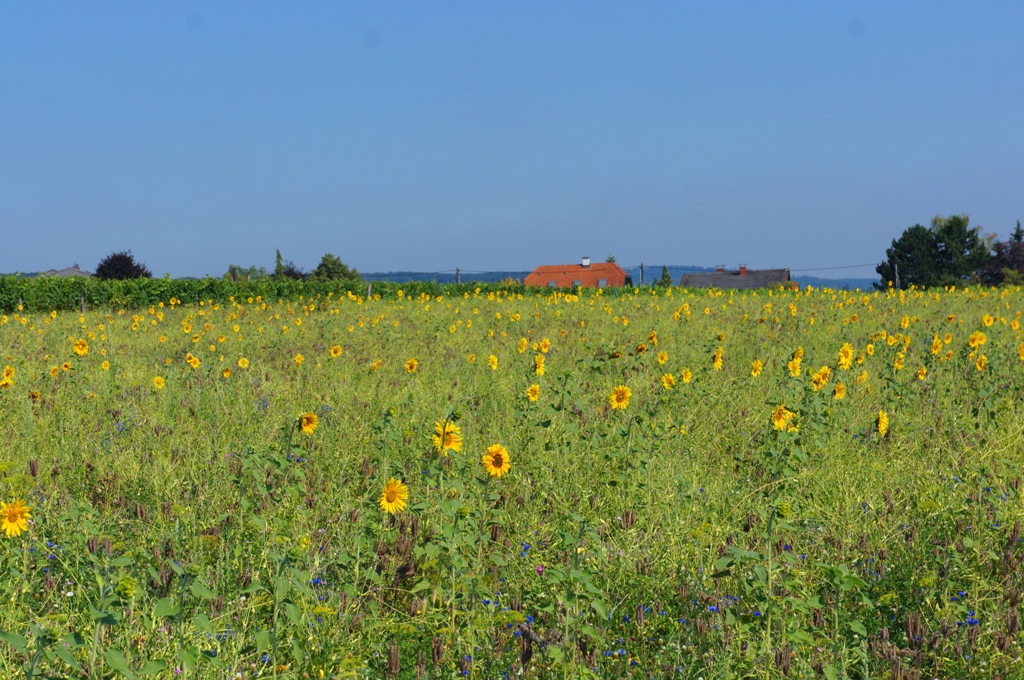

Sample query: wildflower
[517,338,528,353]
[61,362,71,372]
[787,356,802,377]
[834,383,846,400]
[982,314,994,327]
[299,412,318,435]
[1018,343,1024,362]
[526,384,540,402]
[405,358,418,373]
[100,361,110,371]
[712,347,723,371]
[1,499,31,537]
[609,385,632,410]
[432,421,463,455]
[680,368,693,384]
[771,405,796,431]
[378,479,409,515]
[635,343,647,355]
[153,376,165,390]
[931,335,943,356]
[481,444,512,478]
[866,344,874,356]
[488,355,498,370]
[750,359,763,377]
[877,410,889,437]
[810,366,831,391]
[915,366,926,381]
[976,354,987,371]
[539,338,551,354]
[370,359,383,373]
[657,351,668,365]
[329,345,342,358]
[534,354,545,376]
[238,357,250,369]
[294,354,304,367]
[49,366,59,378]
[968,331,987,349]
[72,339,89,356]
[221,368,231,379]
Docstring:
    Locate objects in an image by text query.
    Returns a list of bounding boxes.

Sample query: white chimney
[582,256,591,268]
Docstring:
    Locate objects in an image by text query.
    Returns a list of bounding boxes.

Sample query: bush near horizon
[94,251,153,281]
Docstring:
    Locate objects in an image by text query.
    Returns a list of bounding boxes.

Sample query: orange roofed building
[524,257,632,289]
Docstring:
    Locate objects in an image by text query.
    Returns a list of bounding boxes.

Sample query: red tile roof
[524,262,632,288]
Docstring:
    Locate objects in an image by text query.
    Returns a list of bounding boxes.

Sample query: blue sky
[1,3,1022,278]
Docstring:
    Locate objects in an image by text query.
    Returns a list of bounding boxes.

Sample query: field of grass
[1,284,1024,679]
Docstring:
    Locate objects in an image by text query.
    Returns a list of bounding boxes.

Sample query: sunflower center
[491,453,503,467]
[385,489,398,503]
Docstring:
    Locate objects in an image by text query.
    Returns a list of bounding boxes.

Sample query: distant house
[38,264,92,278]
[677,265,791,290]
[524,257,632,289]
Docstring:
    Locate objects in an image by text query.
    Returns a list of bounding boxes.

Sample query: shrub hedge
[0,276,529,312]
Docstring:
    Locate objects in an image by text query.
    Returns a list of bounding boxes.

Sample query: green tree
[876,215,991,289]
[223,264,268,282]
[274,249,286,277]
[1012,220,1023,244]
[656,265,674,287]
[309,254,360,282]
[605,253,616,263]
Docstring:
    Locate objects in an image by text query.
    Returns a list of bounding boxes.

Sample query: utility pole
[640,263,644,286]
[456,268,460,285]
[894,262,900,291]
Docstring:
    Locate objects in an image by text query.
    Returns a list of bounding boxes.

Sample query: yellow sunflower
[370,359,383,373]
[833,383,846,400]
[838,343,853,370]
[657,351,668,365]
[609,385,632,410]
[488,355,498,370]
[481,444,512,478]
[300,412,319,435]
[153,376,165,390]
[1,499,31,537]
[712,347,723,371]
[222,368,231,379]
[405,358,418,374]
[61,362,71,372]
[526,384,540,402]
[294,354,305,367]
[680,368,693,384]
[915,367,927,381]
[660,373,675,390]
[771,405,795,431]
[72,339,89,356]
[238,357,250,369]
[750,359,763,377]
[968,331,987,349]
[976,354,987,371]
[534,354,545,376]
[49,366,59,378]
[101,361,110,371]
[432,421,463,455]
[877,410,889,437]
[378,478,409,515]
[810,366,831,391]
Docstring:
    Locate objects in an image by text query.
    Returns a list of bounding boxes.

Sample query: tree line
[877,215,1024,289]
[93,250,361,283]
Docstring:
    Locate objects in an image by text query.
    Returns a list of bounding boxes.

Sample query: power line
[790,263,877,273]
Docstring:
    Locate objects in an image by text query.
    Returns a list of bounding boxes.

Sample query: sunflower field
[1,284,1024,679]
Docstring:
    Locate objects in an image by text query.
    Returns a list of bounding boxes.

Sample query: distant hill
[360,266,877,290]
[793,275,878,290]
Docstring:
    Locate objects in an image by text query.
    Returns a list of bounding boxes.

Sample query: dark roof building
[524,257,632,288]
[38,264,92,278]
[677,265,791,290]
